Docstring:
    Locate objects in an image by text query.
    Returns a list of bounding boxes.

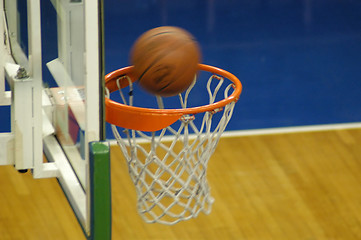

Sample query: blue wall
[104,0,361,135]
[1,0,361,136]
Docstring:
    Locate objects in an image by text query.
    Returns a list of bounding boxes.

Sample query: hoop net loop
[105,64,242,225]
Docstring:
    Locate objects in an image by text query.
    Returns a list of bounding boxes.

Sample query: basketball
[130,26,201,97]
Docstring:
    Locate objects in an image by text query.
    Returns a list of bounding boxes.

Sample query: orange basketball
[130,26,201,97]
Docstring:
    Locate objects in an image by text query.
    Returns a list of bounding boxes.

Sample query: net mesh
[108,73,236,225]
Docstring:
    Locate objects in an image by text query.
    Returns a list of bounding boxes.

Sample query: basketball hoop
[105,64,242,225]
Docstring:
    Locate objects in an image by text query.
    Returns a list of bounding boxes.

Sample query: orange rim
[105,64,242,131]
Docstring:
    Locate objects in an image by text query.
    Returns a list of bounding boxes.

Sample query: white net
[108,73,237,225]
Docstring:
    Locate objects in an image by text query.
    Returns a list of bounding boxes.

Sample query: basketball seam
[137,41,191,84]
[157,81,173,92]
[148,31,174,39]
[142,29,190,42]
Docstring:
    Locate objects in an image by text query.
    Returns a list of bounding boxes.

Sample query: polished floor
[1,128,361,239]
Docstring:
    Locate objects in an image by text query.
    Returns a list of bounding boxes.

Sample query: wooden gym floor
[0,128,361,239]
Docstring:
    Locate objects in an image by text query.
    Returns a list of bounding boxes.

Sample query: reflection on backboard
[0,0,109,238]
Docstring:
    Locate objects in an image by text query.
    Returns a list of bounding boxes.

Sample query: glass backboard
[2,0,106,237]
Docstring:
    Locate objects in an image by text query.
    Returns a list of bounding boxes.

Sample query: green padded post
[89,141,111,240]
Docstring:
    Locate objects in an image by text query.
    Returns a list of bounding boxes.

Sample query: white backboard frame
[0,0,105,235]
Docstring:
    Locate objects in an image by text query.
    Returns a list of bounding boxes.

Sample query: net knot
[212,75,223,81]
[211,107,223,114]
[180,114,195,122]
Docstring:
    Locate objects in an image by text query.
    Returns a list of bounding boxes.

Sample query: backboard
[0,0,109,238]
